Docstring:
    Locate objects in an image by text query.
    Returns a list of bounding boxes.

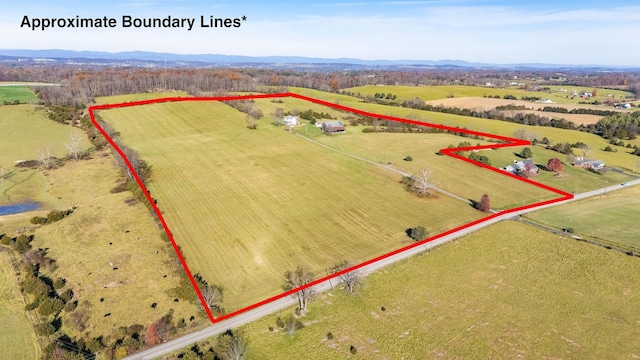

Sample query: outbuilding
[322,121,345,134]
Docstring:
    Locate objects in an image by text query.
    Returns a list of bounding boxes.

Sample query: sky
[2,0,640,66]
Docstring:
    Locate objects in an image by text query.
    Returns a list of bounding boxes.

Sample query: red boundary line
[88,92,574,323]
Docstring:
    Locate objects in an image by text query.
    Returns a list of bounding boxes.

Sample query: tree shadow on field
[468,199,478,209]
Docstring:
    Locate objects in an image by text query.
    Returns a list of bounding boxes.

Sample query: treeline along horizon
[20,15,245,31]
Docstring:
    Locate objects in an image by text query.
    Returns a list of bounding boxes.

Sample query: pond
[0,202,40,216]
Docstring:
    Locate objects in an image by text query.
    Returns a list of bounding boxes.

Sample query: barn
[321,121,345,134]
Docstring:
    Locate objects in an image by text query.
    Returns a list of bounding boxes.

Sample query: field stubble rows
[99,99,490,311]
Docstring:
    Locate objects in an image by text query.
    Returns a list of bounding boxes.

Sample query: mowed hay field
[99,100,485,311]
[240,221,640,359]
[527,184,640,250]
[0,250,40,360]
[0,85,39,104]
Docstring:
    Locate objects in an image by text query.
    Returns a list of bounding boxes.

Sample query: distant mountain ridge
[0,49,637,70]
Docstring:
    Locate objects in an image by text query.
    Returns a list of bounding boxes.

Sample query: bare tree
[272,108,284,126]
[283,266,315,315]
[245,114,257,130]
[201,285,224,313]
[411,168,433,197]
[281,315,304,335]
[578,144,590,158]
[217,329,249,360]
[38,145,53,169]
[332,261,362,294]
[65,132,82,160]
[113,144,151,183]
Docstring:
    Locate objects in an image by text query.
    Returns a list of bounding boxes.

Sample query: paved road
[124,158,640,359]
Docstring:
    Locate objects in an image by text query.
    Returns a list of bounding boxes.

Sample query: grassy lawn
[0,85,39,104]
[0,105,90,207]
[94,91,191,105]
[236,221,640,359]
[526,184,640,250]
[343,84,635,105]
[0,250,40,360]
[98,100,486,312]
[22,152,202,338]
[482,146,636,194]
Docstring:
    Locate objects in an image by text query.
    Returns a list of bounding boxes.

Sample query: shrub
[403,156,413,161]
[604,146,614,152]
[64,300,78,312]
[14,234,32,254]
[350,345,358,355]
[110,182,128,193]
[327,332,334,340]
[409,226,428,241]
[0,234,11,245]
[60,289,74,303]
[469,152,492,166]
[551,142,573,154]
[520,147,532,159]
[38,297,65,316]
[36,322,56,336]
[30,216,47,225]
[23,275,50,295]
[53,278,66,290]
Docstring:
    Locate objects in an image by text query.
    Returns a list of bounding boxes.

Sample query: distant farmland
[343,84,636,105]
[0,85,39,104]
[98,100,486,311]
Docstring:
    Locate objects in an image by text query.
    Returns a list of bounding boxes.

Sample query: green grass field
[0,85,39,105]
[98,100,487,311]
[526,184,640,250]
[343,84,635,105]
[0,250,41,360]
[235,221,640,359]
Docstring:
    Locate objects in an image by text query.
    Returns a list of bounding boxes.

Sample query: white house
[504,159,539,176]
[283,115,298,126]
